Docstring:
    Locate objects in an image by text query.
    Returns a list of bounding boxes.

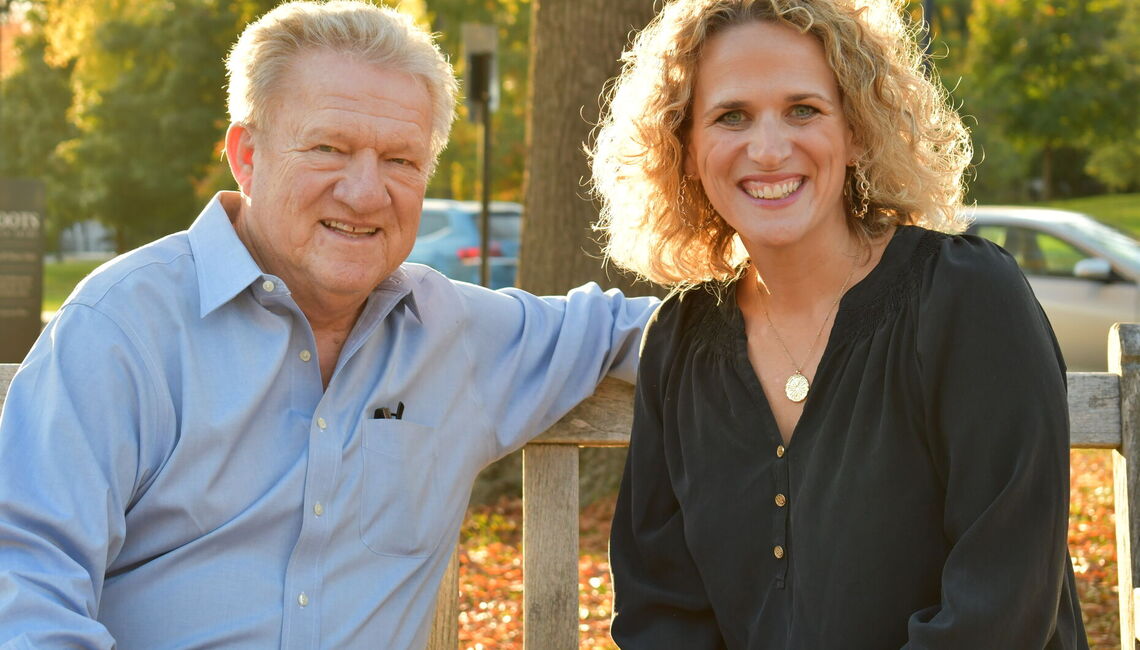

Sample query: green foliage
[1086,141,1140,192]
[966,0,1140,198]
[1081,0,1140,192]
[65,2,231,248]
[8,0,1140,241]
[0,17,81,248]
[4,0,525,252]
[3,0,275,252]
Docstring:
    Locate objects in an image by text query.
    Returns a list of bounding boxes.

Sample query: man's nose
[746,117,792,168]
[333,153,392,212]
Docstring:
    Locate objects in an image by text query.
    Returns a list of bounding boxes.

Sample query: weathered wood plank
[427,546,459,650]
[1069,372,1121,448]
[534,377,634,446]
[1111,324,1140,647]
[0,363,16,413]
[536,374,1120,449]
[522,444,580,650]
[1134,587,1140,645]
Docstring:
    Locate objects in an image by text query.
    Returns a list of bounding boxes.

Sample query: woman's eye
[790,105,819,119]
[716,110,746,126]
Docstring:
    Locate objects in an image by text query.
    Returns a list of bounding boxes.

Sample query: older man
[0,2,655,648]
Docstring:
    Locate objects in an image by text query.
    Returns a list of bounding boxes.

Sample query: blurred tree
[907,0,1033,204]
[11,0,275,251]
[0,18,80,250]
[968,0,1140,200]
[1084,0,1140,192]
[519,0,658,298]
[511,0,664,507]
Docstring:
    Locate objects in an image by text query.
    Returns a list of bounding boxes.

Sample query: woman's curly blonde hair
[589,0,973,287]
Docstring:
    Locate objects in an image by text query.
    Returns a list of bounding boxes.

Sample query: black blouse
[609,227,1088,649]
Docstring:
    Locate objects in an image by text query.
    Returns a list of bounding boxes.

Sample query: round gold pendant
[784,372,809,403]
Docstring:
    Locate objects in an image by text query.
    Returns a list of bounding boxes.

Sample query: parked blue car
[407,199,523,289]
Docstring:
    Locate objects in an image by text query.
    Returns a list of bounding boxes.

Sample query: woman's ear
[846,128,865,167]
[225,123,256,195]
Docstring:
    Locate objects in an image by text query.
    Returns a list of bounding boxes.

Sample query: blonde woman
[592,0,1087,647]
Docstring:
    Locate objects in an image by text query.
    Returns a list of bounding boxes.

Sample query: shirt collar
[188,192,263,318]
[371,264,424,325]
[187,191,423,322]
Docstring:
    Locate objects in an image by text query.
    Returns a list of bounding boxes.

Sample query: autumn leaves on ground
[457,449,1119,649]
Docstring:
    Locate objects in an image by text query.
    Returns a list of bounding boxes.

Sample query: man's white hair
[226,0,458,163]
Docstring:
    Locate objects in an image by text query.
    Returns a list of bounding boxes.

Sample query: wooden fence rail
[3,323,1139,649]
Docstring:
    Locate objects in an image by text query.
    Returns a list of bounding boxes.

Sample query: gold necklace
[757,261,857,403]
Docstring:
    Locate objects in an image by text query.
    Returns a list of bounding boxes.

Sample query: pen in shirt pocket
[373,401,405,420]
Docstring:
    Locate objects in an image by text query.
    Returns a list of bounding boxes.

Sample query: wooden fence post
[427,546,459,650]
[1111,323,1140,649]
[522,444,580,650]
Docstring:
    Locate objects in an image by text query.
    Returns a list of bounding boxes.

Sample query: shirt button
[317,417,327,430]
[774,493,787,507]
[776,445,785,458]
[298,592,309,607]
[299,350,312,362]
[261,280,275,293]
[773,545,785,559]
[313,502,324,517]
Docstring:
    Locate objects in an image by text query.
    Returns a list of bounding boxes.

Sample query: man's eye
[315,145,340,153]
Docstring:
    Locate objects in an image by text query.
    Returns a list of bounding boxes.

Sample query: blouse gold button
[774,494,787,507]
[776,445,785,458]
[773,545,785,559]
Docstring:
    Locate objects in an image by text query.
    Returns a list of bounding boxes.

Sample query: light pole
[462,24,498,288]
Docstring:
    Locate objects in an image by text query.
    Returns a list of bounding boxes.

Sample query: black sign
[0,179,45,363]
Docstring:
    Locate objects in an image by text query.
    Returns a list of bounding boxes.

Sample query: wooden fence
[3,324,1139,649]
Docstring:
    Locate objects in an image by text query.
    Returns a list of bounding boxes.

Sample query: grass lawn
[42,258,110,313]
[1043,193,1140,237]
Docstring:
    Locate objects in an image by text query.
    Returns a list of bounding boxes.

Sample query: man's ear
[225,123,256,195]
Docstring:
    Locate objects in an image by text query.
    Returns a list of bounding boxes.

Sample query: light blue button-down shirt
[0,193,657,649]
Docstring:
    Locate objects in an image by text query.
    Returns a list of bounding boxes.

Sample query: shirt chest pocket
[360,419,445,557]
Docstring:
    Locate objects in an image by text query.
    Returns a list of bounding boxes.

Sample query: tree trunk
[518,0,660,298]
[474,0,663,508]
[1041,143,1053,201]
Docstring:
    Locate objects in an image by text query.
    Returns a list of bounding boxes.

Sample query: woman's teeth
[745,179,802,200]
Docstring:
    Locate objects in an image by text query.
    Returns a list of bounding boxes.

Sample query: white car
[964,206,1140,371]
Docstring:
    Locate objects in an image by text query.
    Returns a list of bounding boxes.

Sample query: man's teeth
[746,179,802,200]
[322,220,377,235]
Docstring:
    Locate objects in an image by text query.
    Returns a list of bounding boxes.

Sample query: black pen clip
[373,401,405,420]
